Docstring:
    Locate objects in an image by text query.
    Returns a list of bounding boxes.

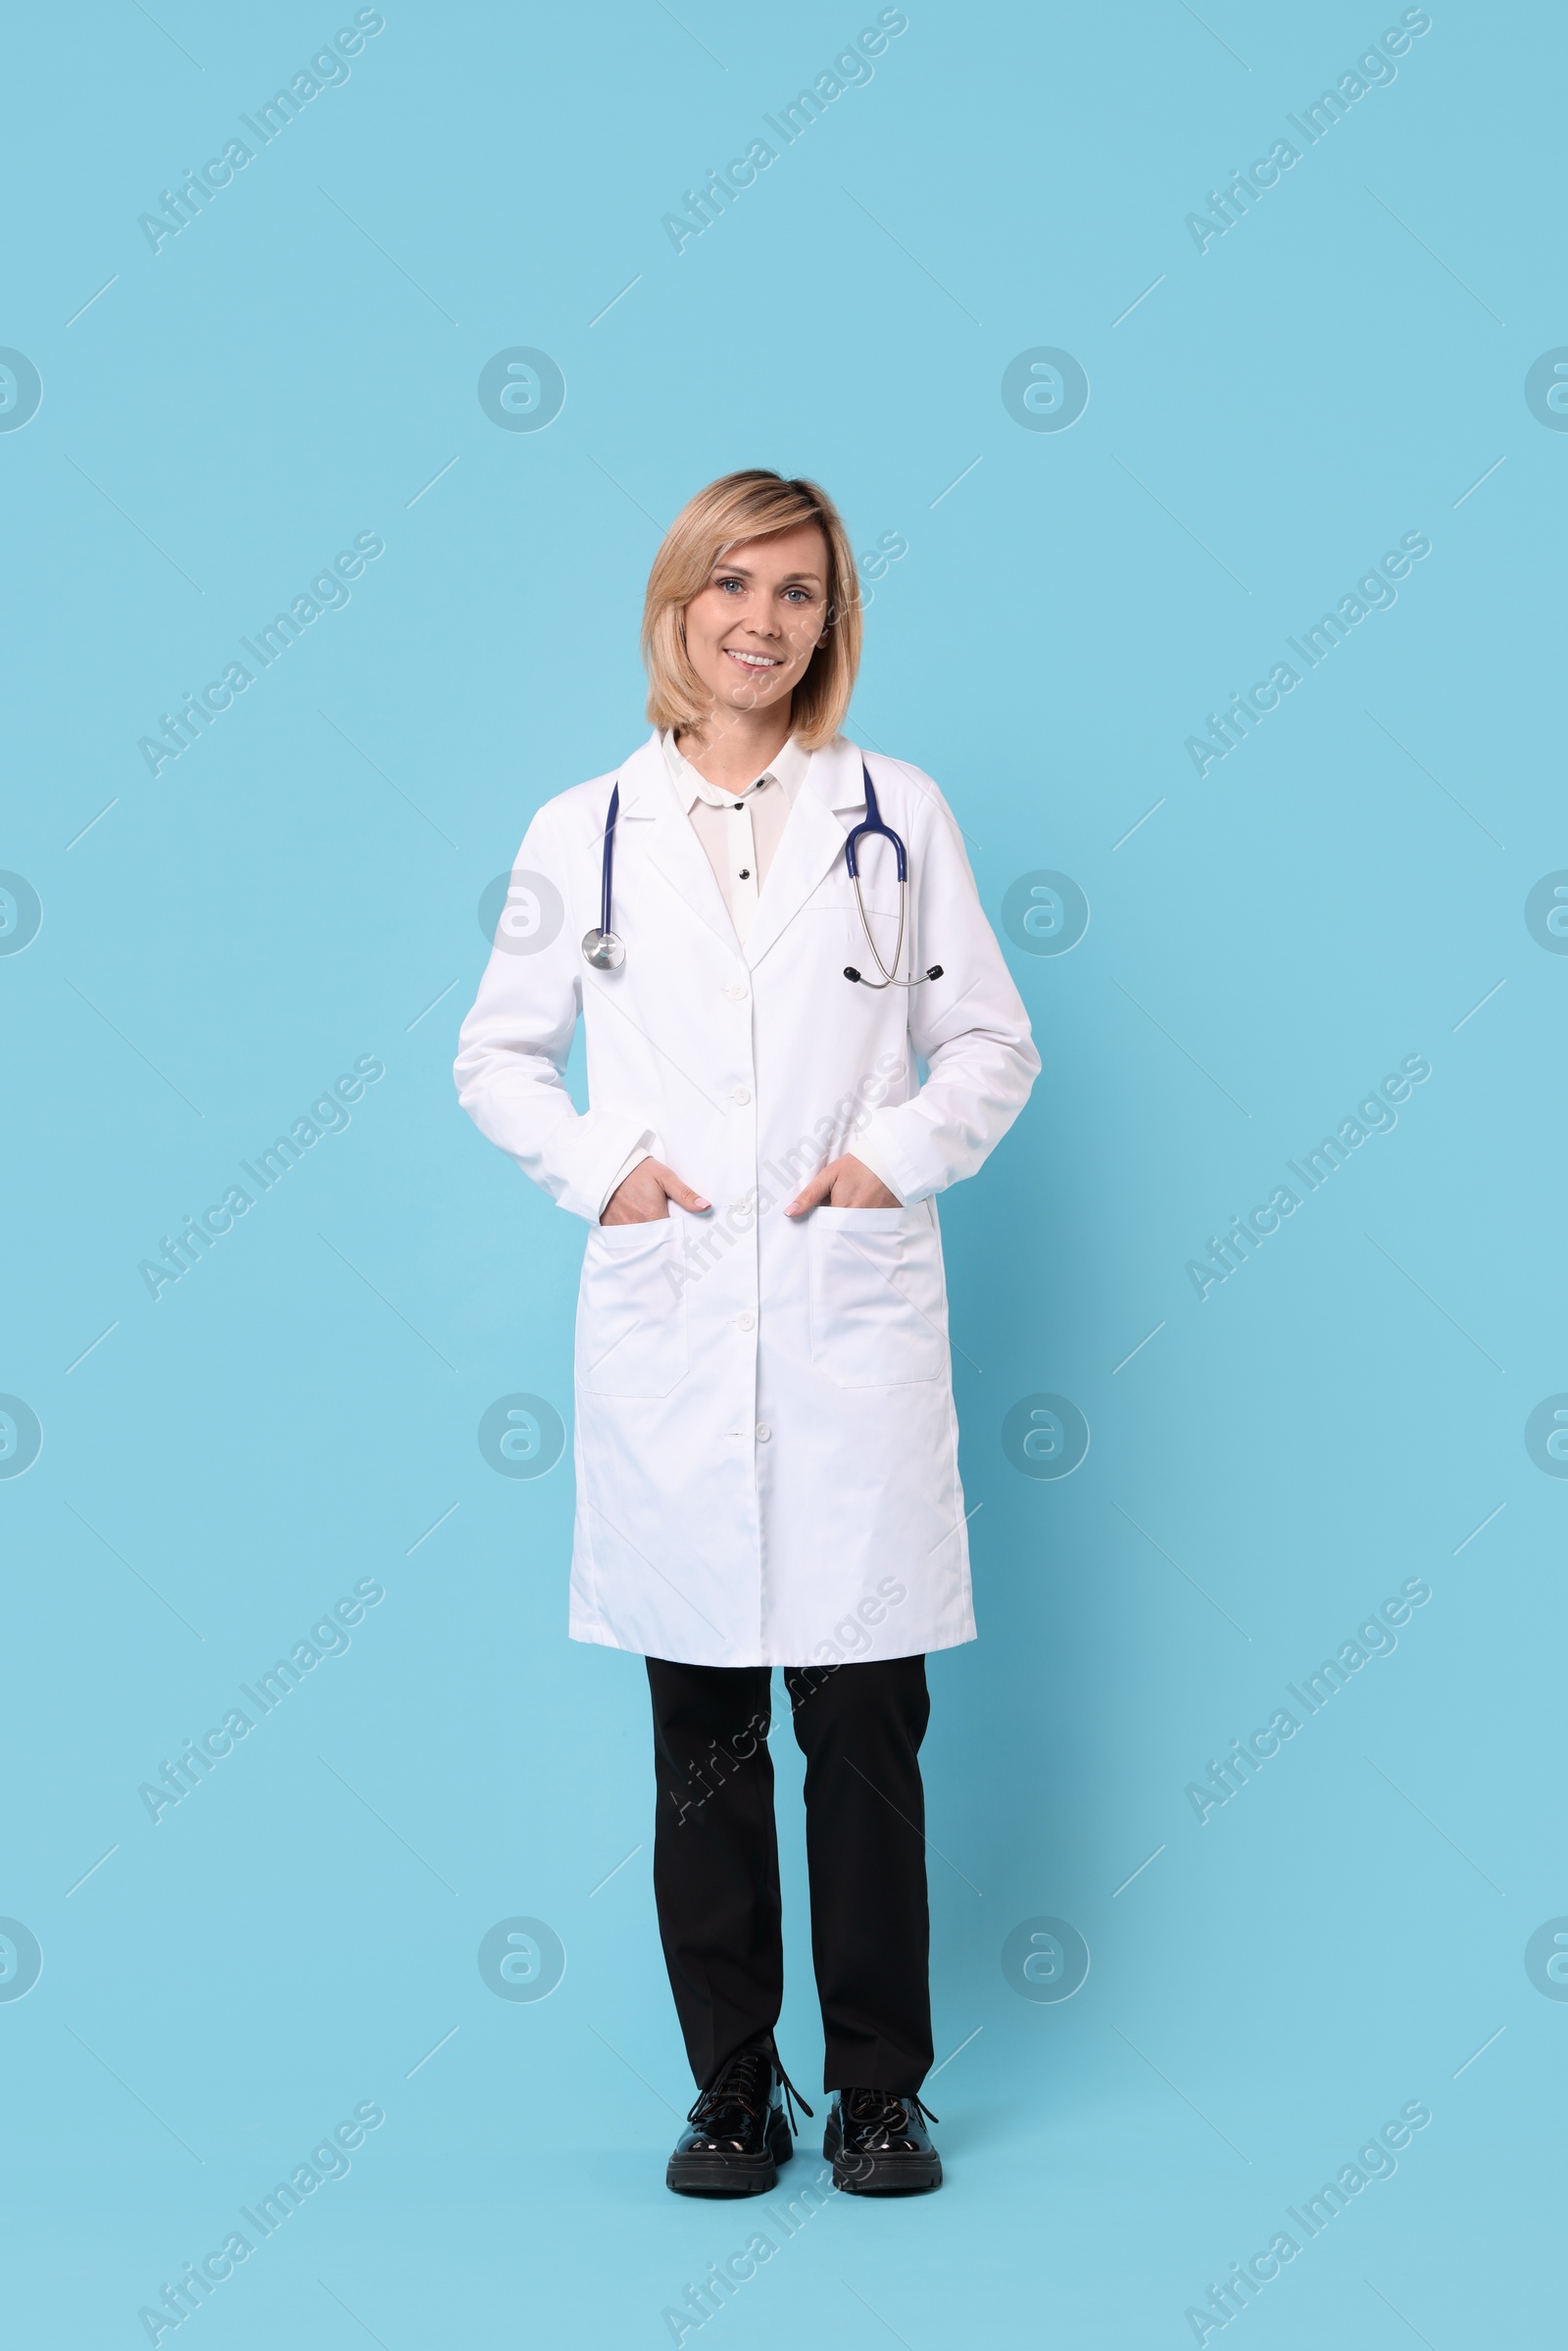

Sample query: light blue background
[3,3,1561,2344]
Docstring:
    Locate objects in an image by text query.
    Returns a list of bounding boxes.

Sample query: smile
[724,649,782,670]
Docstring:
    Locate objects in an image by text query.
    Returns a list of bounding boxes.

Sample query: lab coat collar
[813,734,872,813]
[612,729,678,819]
[607,732,867,969]
[610,732,738,953]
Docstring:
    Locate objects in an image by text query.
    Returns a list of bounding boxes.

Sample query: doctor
[455,470,1038,2197]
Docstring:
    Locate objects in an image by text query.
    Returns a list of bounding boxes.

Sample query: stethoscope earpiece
[845,964,942,986]
[842,769,941,989]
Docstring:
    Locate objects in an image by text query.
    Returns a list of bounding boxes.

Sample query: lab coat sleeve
[600,1143,654,1210]
[453,801,656,1221]
[851,768,1040,1205]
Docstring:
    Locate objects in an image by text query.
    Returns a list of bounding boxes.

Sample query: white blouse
[659,728,810,949]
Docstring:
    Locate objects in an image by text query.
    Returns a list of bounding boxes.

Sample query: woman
[455,470,1038,2196]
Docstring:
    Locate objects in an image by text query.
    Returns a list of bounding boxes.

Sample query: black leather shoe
[665,2036,813,2197]
[824,2088,942,2193]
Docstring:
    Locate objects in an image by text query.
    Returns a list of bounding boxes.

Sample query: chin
[717,676,790,710]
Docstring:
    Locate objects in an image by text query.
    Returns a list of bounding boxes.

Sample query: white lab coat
[454,731,1039,1667]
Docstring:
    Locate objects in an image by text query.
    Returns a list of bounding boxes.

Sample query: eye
[714,575,745,594]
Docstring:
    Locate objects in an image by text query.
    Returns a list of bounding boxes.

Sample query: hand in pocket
[785,1153,900,1215]
[601,1158,710,1225]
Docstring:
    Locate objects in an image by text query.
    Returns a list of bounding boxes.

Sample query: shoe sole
[825,2121,943,2195]
[665,2121,793,2198]
[830,2149,942,2194]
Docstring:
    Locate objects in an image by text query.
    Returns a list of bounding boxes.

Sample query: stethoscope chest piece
[582,779,626,972]
[581,927,624,970]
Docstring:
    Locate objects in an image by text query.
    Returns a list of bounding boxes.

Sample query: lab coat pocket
[809,888,903,971]
[578,1217,688,1397]
[808,1202,946,1388]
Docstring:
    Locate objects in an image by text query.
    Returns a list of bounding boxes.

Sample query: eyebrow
[710,562,824,585]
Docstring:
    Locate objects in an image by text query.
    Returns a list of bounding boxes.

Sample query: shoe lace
[845,2086,940,2129]
[687,2037,814,2134]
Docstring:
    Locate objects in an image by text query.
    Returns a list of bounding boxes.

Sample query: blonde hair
[642,470,861,751]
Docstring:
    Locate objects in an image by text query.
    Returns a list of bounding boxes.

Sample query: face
[679,523,831,727]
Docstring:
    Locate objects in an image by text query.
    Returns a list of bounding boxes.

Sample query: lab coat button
[736,1312,755,1331]
[756,1423,770,1442]
[731,1087,751,1105]
[726,982,748,1001]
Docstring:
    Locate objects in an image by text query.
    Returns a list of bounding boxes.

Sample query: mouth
[723,648,783,674]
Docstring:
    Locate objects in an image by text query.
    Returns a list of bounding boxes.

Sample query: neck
[674,702,793,795]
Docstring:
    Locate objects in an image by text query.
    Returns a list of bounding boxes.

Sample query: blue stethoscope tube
[841,766,943,990]
[580,781,624,970]
[580,763,942,988]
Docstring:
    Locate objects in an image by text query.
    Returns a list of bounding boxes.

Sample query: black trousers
[646,1652,933,2095]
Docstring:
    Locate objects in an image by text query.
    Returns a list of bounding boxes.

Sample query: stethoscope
[581,762,943,990]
